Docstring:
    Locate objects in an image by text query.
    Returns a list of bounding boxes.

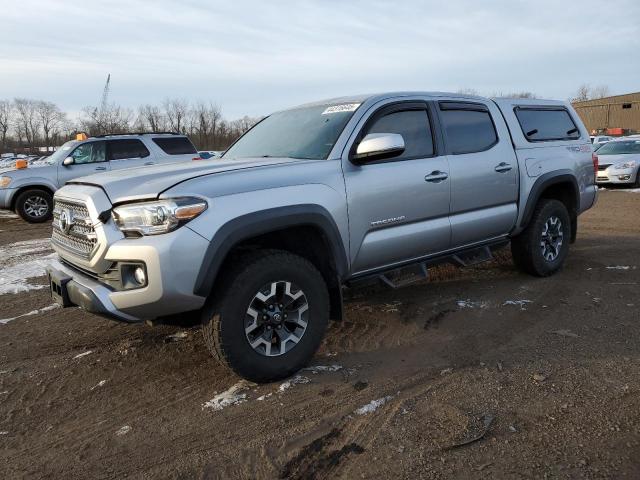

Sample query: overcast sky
[1,0,639,119]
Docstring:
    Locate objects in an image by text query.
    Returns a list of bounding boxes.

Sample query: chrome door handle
[424,171,449,182]
[494,162,512,173]
[95,166,107,171]
[144,162,155,166]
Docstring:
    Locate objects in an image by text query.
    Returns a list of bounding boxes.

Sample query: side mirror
[353,133,405,163]
[62,157,74,166]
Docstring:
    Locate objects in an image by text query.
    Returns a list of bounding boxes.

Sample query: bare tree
[13,98,40,151]
[37,101,66,149]
[163,98,189,133]
[0,100,12,153]
[456,88,479,96]
[591,85,610,100]
[80,103,133,136]
[571,84,610,102]
[137,104,166,132]
[572,84,591,102]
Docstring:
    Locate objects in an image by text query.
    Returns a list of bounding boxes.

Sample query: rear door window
[152,137,197,155]
[107,139,150,160]
[439,102,498,154]
[362,108,434,160]
[514,108,580,142]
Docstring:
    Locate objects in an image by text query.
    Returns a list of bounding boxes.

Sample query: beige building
[572,92,640,135]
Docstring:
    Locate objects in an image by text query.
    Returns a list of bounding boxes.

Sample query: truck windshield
[597,141,640,155]
[45,141,79,165]
[222,103,360,160]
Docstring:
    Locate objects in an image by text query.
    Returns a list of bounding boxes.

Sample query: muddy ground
[0,190,639,479]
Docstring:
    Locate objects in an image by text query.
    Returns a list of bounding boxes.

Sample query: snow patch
[203,380,255,411]
[303,364,343,374]
[355,395,393,415]
[91,380,107,390]
[0,431,8,435]
[257,393,272,401]
[606,265,634,270]
[0,211,18,219]
[278,375,310,392]
[457,299,488,309]
[0,304,59,325]
[115,426,131,436]
[73,351,93,359]
[503,299,533,310]
[0,238,55,296]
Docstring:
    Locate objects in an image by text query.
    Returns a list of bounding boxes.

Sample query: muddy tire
[511,199,571,277]
[201,250,329,383]
[15,189,53,223]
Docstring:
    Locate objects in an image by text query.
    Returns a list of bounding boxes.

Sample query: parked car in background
[595,138,640,186]
[0,133,199,222]
[199,150,224,159]
[590,135,613,149]
[46,92,597,382]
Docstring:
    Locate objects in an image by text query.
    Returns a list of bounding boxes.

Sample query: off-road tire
[15,189,53,223]
[201,250,329,383]
[511,199,571,277]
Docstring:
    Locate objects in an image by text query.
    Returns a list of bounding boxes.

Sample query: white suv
[0,133,199,222]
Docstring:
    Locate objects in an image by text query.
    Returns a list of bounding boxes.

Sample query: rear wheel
[202,250,329,383]
[511,199,571,277]
[15,189,53,223]
[634,169,640,188]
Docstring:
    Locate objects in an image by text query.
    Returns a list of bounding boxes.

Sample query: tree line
[0,98,261,154]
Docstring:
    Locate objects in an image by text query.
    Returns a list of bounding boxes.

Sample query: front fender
[192,204,348,297]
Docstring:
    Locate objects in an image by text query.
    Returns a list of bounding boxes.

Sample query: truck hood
[68,157,300,204]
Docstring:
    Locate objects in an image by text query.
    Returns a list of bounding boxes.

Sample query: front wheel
[511,199,571,277]
[15,189,53,223]
[202,250,329,383]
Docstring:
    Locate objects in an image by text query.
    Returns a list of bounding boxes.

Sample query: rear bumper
[46,260,140,323]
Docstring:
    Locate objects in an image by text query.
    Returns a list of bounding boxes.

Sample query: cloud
[1,0,638,118]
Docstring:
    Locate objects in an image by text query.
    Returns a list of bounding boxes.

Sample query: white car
[590,135,613,150]
[595,138,640,187]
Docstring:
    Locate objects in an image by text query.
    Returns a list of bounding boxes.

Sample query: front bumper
[47,261,139,322]
[50,224,210,322]
[0,188,16,209]
[596,168,637,184]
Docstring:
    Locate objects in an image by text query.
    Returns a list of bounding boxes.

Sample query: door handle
[144,162,155,166]
[494,162,512,173]
[424,171,449,182]
[95,166,107,171]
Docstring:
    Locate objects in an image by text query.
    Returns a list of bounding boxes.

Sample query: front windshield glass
[46,140,78,164]
[223,103,361,160]
[596,140,640,155]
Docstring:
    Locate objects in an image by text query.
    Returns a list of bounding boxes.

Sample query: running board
[378,262,428,289]
[451,246,493,267]
[347,239,509,290]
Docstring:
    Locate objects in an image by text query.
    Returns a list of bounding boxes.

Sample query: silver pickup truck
[0,133,198,223]
[46,92,597,382]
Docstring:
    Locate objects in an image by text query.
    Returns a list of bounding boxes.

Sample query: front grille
[52,199,98,260]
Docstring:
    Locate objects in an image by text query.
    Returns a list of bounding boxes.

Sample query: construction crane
[99,73,110,117]
[93,74,110,132]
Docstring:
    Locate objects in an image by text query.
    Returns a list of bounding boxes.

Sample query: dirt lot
[1,190,639,479]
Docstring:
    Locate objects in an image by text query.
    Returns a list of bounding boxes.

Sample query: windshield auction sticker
[322,103,361,115]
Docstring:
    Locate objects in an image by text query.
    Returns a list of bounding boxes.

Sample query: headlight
[112,197,207,236]
[613,161,636,170]
[0,176,12,188]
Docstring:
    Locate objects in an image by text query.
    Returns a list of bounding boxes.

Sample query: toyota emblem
[60,209,73,234]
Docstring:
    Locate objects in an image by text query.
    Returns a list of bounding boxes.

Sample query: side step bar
[378,262,429,289]
[348,240,507,290]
